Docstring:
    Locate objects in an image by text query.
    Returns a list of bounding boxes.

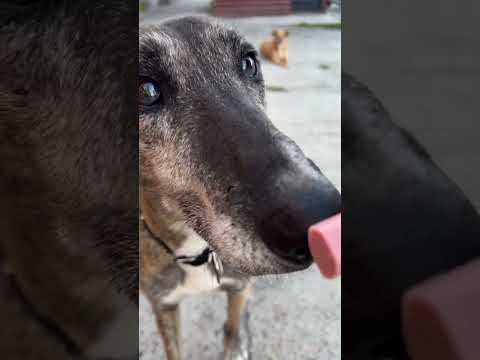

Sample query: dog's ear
[283,30,289,37]
[272,29,280,37]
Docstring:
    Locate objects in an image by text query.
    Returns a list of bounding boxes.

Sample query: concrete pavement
[140,2,341,359]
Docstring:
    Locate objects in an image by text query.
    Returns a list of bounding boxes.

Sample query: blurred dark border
[343,1,480,210]
[342,1,480,359]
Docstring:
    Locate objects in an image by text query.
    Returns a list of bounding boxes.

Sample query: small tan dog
[260,29,289,67]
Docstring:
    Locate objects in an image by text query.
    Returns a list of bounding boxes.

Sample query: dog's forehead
[162,16,241,46]
[140,26,177,53]
[139,17,245,66]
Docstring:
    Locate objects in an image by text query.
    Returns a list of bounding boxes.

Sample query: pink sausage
[402,259,480,360]
[308,213,341,278]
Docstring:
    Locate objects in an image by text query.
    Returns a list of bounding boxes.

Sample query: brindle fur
[139,16,341,360]
[0,1,138,359]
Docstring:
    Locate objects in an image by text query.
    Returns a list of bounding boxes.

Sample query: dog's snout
[257,179,341,266]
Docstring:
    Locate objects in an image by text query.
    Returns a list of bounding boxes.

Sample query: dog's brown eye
[139,80,161,106]
[241,55,258,78]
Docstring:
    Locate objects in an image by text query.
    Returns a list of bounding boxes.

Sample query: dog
[0,1,138,359]
[260,29,289,67]
[139,16,341,360]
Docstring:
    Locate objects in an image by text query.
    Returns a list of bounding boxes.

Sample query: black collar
[176,247,212,266]
[142,218,175,255]
[142,219,212,267]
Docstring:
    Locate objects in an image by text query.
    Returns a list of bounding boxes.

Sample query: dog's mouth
[190,212,312,276]
[265,247,314,272]
[274,246,314,266]
[141,185,336,276]
[170,174,340,275]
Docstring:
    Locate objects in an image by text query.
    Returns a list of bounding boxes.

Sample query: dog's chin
[226,257,312,276]
[214,244,313,276]
[205,218,313,276]
[263,255,313,274]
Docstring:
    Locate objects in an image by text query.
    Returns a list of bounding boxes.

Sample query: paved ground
[140,2,341,359]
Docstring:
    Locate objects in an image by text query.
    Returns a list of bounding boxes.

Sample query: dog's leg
[154,304,181,360]
[223,283,250,360]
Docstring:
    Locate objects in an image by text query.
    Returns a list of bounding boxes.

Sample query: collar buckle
[142,218,224,282]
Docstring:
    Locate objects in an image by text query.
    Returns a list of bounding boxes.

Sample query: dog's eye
[139,80,161,106]
[241,55,258,79]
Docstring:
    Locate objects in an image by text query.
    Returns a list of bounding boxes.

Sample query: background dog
[139,16,340,360]
[260,29,289,67]
[0,1,138,359]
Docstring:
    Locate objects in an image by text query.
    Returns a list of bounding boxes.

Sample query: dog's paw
[222,344,249,360]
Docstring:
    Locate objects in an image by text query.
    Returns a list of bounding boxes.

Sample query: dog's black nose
[257,181,341,266]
